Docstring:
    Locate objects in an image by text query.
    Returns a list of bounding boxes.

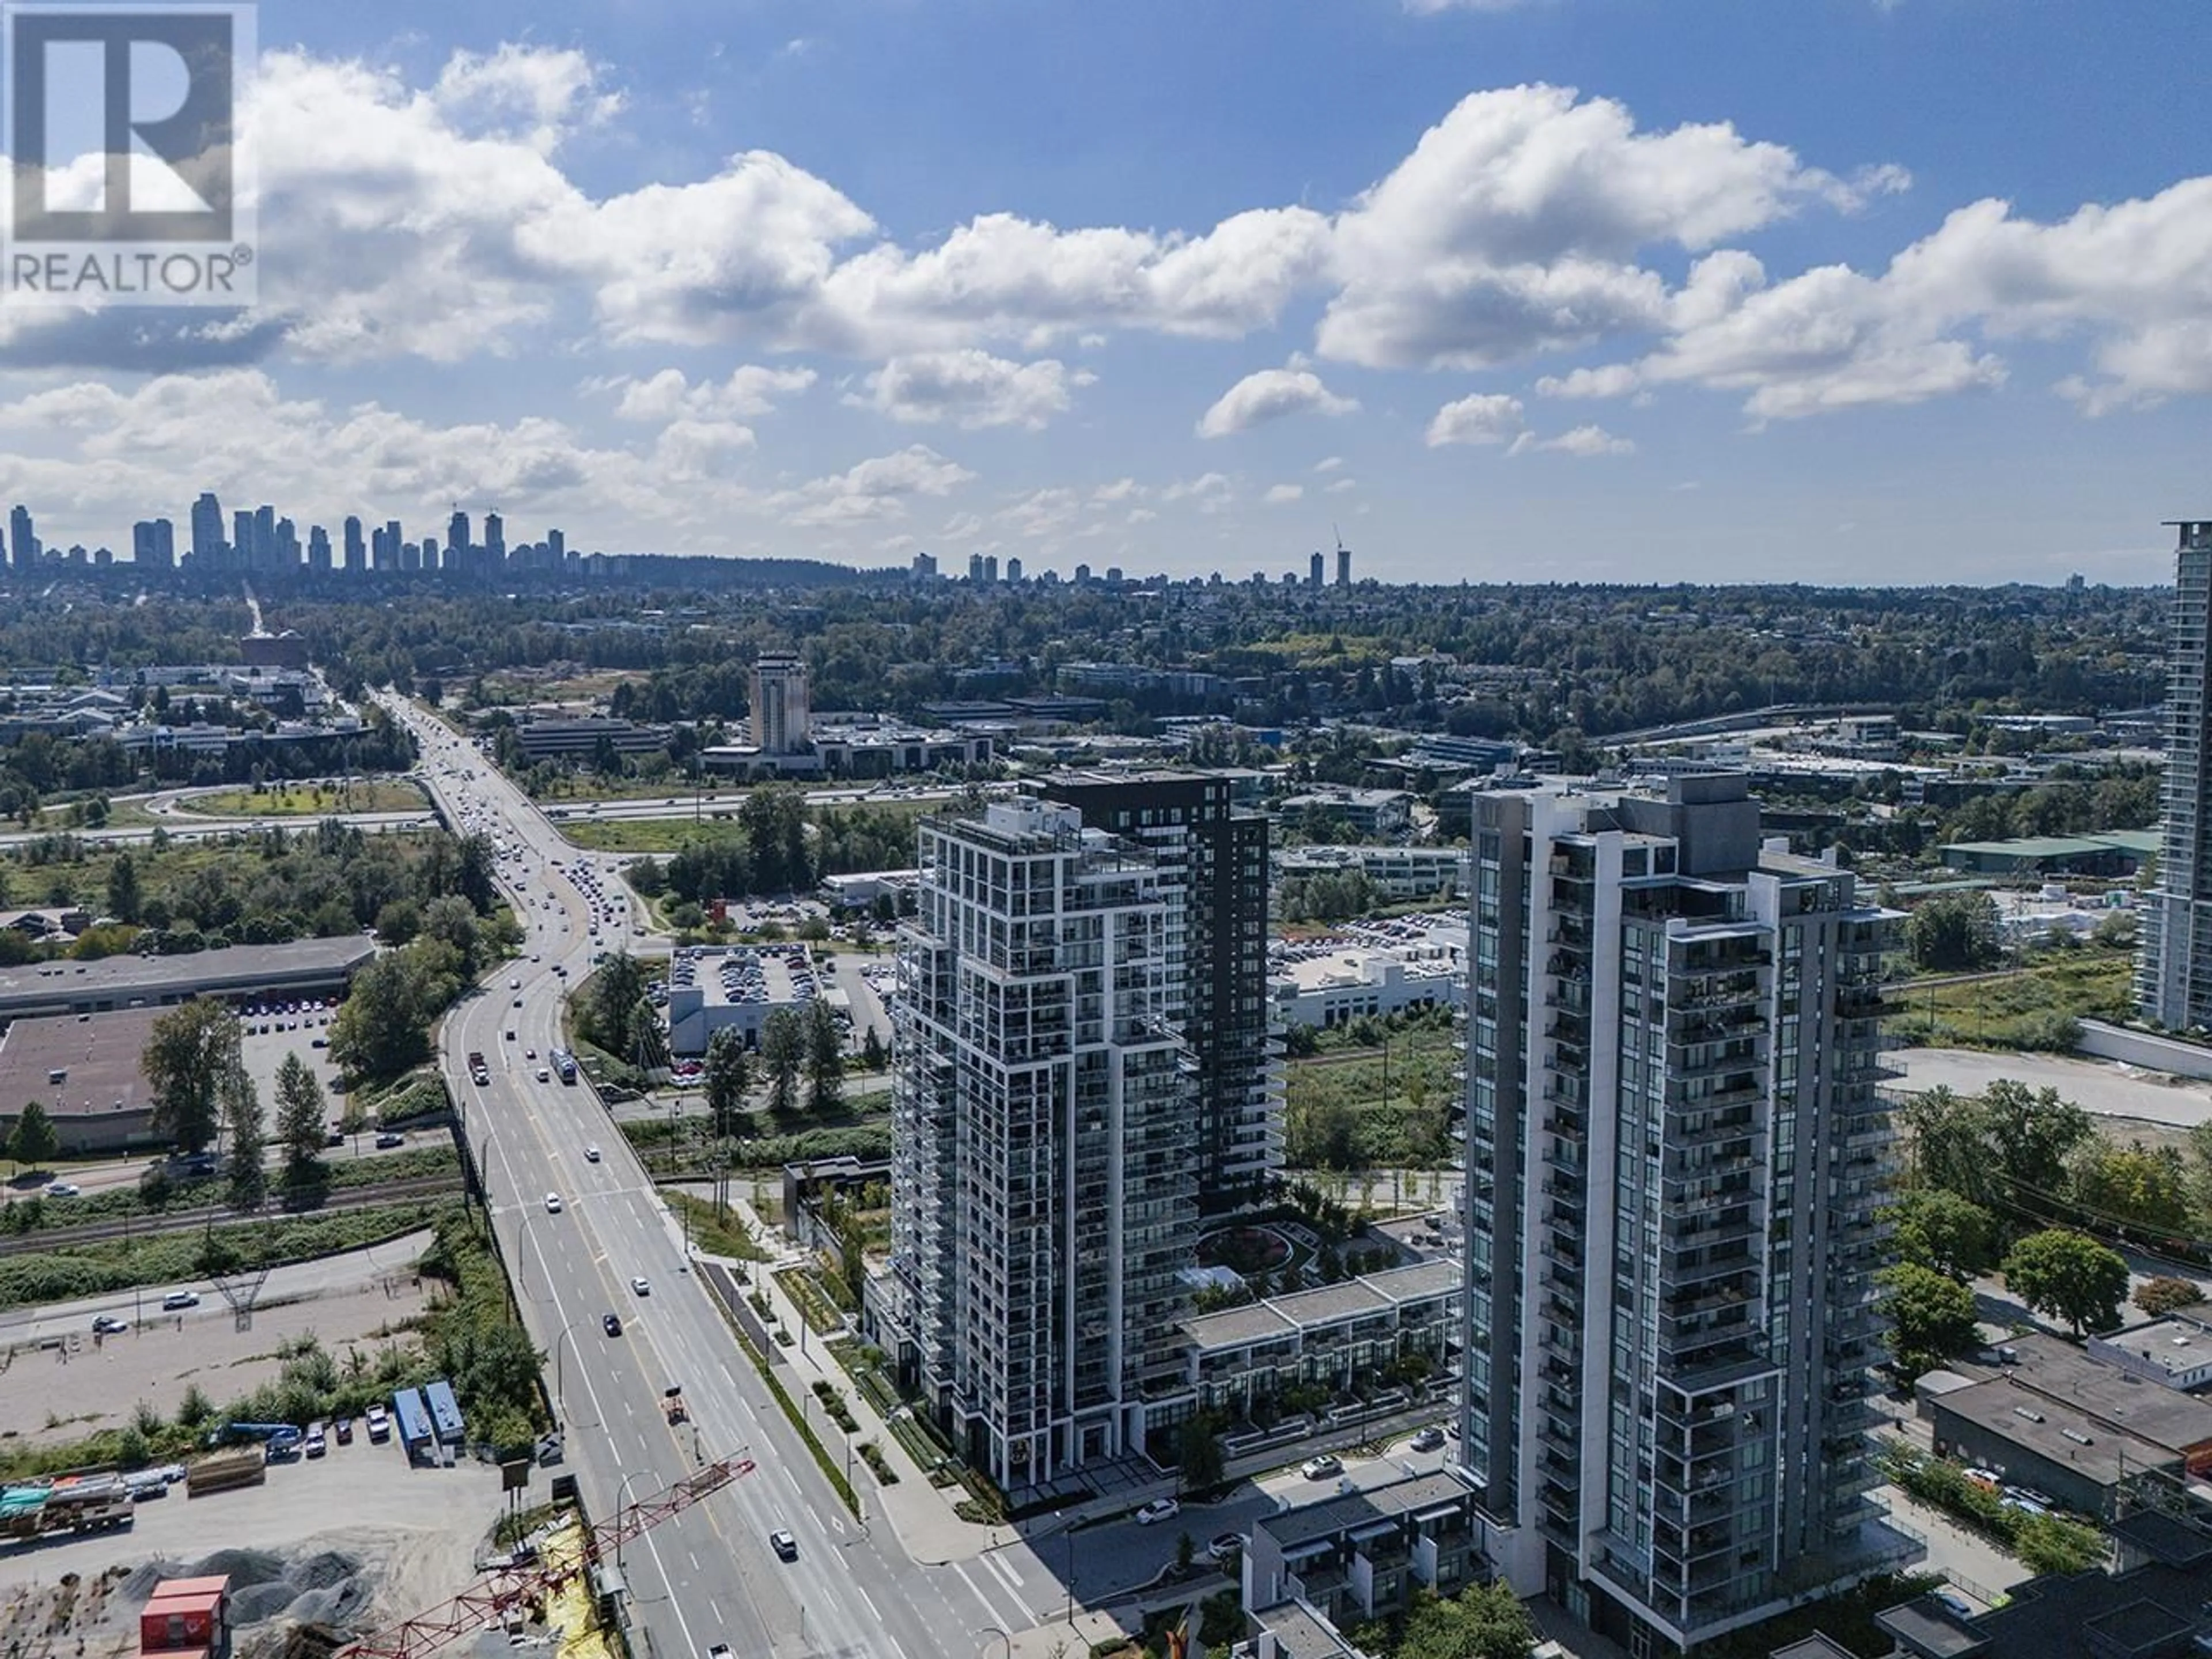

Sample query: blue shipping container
[423,1378,464,1445]
[391,1388,433,1449]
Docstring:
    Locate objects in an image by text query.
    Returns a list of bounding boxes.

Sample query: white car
[1133,1497,1180,1526]
[631,1277,652,1296]
[1301,1455,1343,1480]
[585,1145,601,1162]
[544,1193,563,1214]
[537,1067,550,1082]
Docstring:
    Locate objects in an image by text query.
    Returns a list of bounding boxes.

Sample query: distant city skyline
[0,5,2202,584]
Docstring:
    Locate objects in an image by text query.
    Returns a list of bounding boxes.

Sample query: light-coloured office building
[751,652,812,756]
[1461,774,1917,1656]
[887,797,1197,1489]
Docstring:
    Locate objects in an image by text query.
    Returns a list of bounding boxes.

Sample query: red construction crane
[339,1453,757,1659]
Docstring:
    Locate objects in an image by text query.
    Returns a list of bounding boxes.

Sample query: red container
[141,1578,228,1653]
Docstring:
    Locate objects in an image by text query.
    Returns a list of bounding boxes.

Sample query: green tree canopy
[703,1028,753,1137]
[760,1008,805,1117]
[805,998,844,1118]
[2070,1138,2191,1234]
[222,1062,266,1210]
[2003,1229,2130,1337]
[142,997,241,1154]
[328,938,463,1080]
[7,1100,59,1170]
[1880,1262,1980,1382]
[1906,889,2002,972]
[275,1051,327,1174]
[1395,1581,1538,1659]
[1887,1188,2000,1281]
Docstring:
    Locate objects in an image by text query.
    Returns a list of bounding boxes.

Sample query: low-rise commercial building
[1277,844,1468,903]
[512,717,668,761]
[0,937,376,1021]
[664,945,820,1055]
[0,1006,165,1152]
[1280,788,1414,838]
[1269,946,1462,1029]
[2090,1313,2212,1393]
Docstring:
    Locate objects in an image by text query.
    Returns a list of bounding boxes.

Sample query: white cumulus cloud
[850,351,1094,429]
[1509,423,1635,457]
[1426,393,1527,447]
[1198,368,1361,438]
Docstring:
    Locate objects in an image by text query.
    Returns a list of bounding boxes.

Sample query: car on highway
[602,1313,623,1337]
[768,1528,798,1561]
[537,1067,550,1082]
[1207,1532,1245,1564]
[92,1315,129,1335]
[585,1145,602,1162]
[46,1182,80,1198]
[631,1277,651,1296]
[1133,1497,1181,1526]
[525,1047,537,1059]
[1301,1455,1343,1480]
[510,978,521,989]
[161,1290,200,1310]
[375,1132,406,1149]
[544,1193,563,1213]
[1411,1426,1446,1452]
[513,997,524,1007]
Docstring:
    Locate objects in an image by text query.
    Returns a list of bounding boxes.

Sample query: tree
[328,938,461,1080]
[2071,1139,2191,1234]
[1906,889,2001,972]
[105,852,142,925]
[761,1008,806,1117]
[1396,1581,1537,1659]
[861,1027,887,1072]
[7,1101,59,1171]
[1886,1189,1999,1281]
[1880,1262,1980,1382]
[704,1028,753,1137]
[1981,1081,2094,1207]
[2134,1275,2204,1318]
[274,1051,327,1175]
[1174,1531,1196,1574]
[2003,1229,2130,1337]
[805,999,844,1118]
[586,953,650,1060]
[142,997,241,1153]
[1179,1418,1225,1491]
[222,1063,267,1210]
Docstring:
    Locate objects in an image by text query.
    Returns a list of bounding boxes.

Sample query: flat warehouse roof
[0,1006,161,1118]
[0,937,376,1017]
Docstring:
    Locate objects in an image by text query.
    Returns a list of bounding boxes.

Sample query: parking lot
[0,1241,434,1450]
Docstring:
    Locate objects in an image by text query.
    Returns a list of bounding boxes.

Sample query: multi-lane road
[381,698,1077,1659]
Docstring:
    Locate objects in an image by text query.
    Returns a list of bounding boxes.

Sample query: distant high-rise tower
[252,506,276,570]
[968,552,984,583]
[232,510,255,567]
[1005,556,1022,584]
[911,551,936,579]
[343,516,365,574]
[421,533,440,573]
[190,492,224,567]
[131,520,175,568]
[982,555,999,584]
[2140,520,2212,1031]
[547,528,566,563]
[1309,550,1325,588]
[1461,775,1907,1653]
[307,525,332,574]
[10,505,37,570]
[275,516,298,568]
[447,509,471,573]
[1335,541,1351,587]
[483,510,505,570]
[751,652,812,755]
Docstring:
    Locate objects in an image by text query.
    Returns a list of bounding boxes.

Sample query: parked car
[92,1315,128,1335]
[1133,1497,1181,1526]
[1933,1589,1975,1619]
[1207,1532,1246,1564]
[1411,1426,1446,1452]
[1301,1455,1343,1480]
[335,1416,354,1445]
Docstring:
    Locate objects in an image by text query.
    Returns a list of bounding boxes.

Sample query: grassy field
[1284,1023,1461,1170]
[183,778,429,817]
[32,796,164,832]
[1888,949,2134,1051]
[2,837,237,911]
[557,816,743,853]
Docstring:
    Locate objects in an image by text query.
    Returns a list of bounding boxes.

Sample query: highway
[379,698,1062,1659]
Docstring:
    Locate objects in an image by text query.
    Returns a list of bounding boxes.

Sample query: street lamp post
[551,1316,590,1426]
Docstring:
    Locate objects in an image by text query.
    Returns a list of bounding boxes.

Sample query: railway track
[0,1175,464,1256]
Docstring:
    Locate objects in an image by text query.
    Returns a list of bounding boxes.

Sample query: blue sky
[3,0,2208,584]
